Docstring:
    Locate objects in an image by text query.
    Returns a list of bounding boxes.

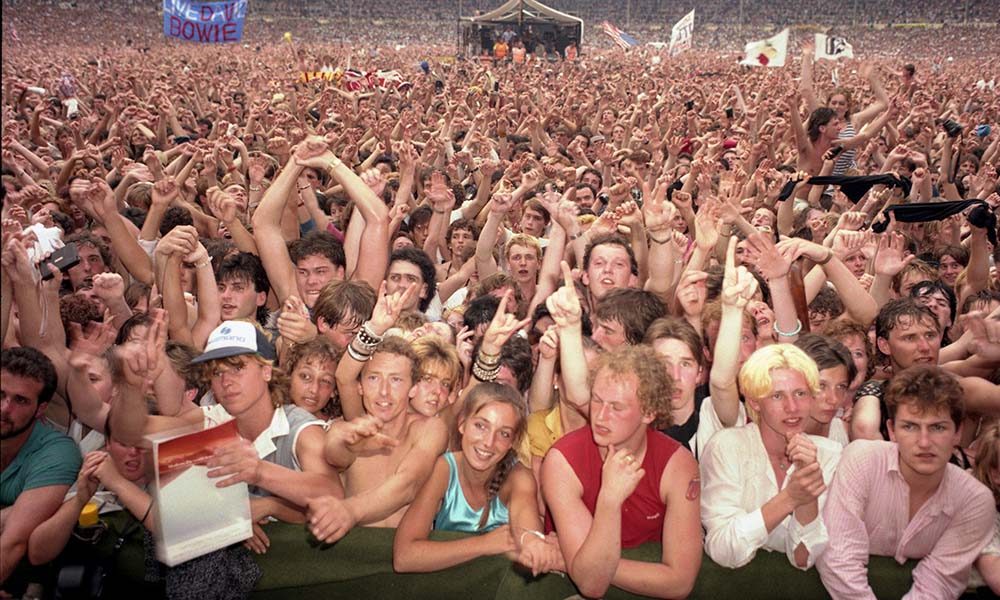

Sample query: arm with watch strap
[782,238,878,329]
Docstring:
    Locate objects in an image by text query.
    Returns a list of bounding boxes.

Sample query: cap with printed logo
[190,321,276,364]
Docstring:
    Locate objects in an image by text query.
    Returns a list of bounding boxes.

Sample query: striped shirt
[834,122,857,175]
[817,440,996,600]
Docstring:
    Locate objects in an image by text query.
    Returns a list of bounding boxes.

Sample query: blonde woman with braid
[393,383,564,576]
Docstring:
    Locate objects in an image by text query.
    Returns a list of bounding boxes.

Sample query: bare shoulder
[661,445,698,498]
[404,414,449,450]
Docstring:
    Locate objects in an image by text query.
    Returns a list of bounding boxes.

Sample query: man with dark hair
[312,279,377,350]
[1,347,82,586]
[591,288,668,350]
[853,298,941,441]
[253,142,389,309]
[217,251,271,323]
[518,198,550,238]
[794,334,857,446]
[406,205,434,249]
[910,280,956,338]
[386,247,438,315]
[819,366,996,599]
[63,231,112,292]
[285,231,348,308]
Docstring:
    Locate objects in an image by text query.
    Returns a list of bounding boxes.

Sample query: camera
[942,119,963,138]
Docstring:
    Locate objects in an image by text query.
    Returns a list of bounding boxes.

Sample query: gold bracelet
[194,259,212,269]
[327,157,343,171]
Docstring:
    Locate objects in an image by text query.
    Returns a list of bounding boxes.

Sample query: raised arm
[709,238,759,427]
[546,263,589,415]
[474,192,512,281]
[251,144,309,304]
[782,238,878,328]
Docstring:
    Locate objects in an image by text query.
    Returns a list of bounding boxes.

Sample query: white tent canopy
[462,0,584,45]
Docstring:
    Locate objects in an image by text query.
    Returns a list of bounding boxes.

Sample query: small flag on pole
[601,21,639,51]
[669,10,695,57]
[814,33,854,61]
[740,28,790,68]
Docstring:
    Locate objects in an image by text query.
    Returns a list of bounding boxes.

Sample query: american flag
[600,21,638,50]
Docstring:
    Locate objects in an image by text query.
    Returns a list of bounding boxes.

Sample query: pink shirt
[817,440,996,600]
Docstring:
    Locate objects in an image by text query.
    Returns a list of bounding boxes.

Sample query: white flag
[815,33,854,60]
[740,28,789,68]
[669,10,695,57]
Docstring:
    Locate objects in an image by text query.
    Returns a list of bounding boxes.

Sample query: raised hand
[424,171,453,212]
[481,289,531,356]
[837,211,867,232]
[360,168,387,198]
[490,192,515,216]
[116,308,167,389]
[873,232,914,276]
[613,200,643,230]
[721,237,759,310]
[277,296,318,344]
[693,200,721,249]
[91,272,126,305]
[744,232,791,282]
[154,224,198,257]
[643,178,676,234]
[151,178,179,208]
[369,280,420,336]
[206,186,238,224]
[69,315,117,358]
[545,262,582,329]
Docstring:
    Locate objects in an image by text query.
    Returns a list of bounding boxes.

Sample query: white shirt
[700,422,843,570]
[200,404,320,469]
[828,417,850,447]
[692,395,747,460]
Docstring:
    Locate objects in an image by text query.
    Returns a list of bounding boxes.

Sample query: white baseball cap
[190,321,276,364]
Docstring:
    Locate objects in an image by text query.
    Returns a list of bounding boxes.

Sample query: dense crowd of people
[2,0,1000,598]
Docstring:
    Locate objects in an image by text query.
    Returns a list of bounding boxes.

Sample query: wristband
[357,322,385,347]
[772,319,803,338]
[472,361,501,382]
[817,249,834,265]
[298,184,311,192]
[249,184,262,192]
[567,231,582,241]
[327,157,343,171]
[648,231,671,244]
[519,530,545,546]
[194,258,212,269]
[347,342,371,362]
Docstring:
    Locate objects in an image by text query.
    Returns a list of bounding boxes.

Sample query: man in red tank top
[542,345,702,599]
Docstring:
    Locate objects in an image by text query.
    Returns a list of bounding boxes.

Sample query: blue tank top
[433,452,509,533]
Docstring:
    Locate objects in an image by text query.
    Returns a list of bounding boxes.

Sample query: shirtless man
[308,283,448,542]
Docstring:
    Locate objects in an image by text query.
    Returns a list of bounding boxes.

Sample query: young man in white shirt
[700,343,842,570]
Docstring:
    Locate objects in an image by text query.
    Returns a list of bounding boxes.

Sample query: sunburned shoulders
[404,412,449,441]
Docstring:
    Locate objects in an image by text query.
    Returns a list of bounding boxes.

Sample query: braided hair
[458,382,527,530]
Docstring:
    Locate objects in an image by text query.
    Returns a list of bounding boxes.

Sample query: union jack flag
[600,21,638,50]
